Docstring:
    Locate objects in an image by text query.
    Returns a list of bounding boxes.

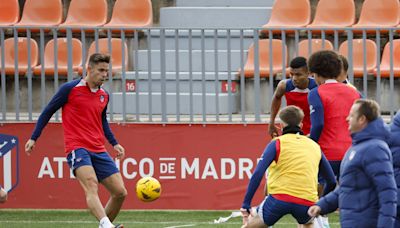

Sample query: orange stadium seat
[352,0,399,33]
[0,38,38,75]
[15,0,62,30]
[78,38,128,75]
[33,38,82,76]
[261,0,310,35]
[307,0,355,33]
[239,39,287,78]
[339,39,377,78]
[59,0,107,32]
[297,39,334,58]
[104,0,153,31]
[0,0,19,26]
[374,40,400,78]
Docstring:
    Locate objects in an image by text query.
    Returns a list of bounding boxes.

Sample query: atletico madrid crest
[100,95,105,103]
[0,134,19,193]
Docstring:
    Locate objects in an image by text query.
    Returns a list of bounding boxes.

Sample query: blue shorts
[66,148,119,182]
[256,195,313,226]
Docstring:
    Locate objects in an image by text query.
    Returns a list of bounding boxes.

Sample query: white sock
[99,217,114,228]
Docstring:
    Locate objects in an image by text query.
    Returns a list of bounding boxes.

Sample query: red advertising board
[0,123,270,210]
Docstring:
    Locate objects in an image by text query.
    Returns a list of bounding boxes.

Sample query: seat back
[63,0,107,26]
[339,39,377,77]
[356,0,399,26]
[266,0,310,26]
[2,38,38,69]
[0,0,19,26]
[43,38,82,68]
[310,0,355,26]
[86,38,128,71]
[378,40,400,77]
[243,39,286,77]
[298,39,334,57]
[18,0,62,26]
[108,0,153,27]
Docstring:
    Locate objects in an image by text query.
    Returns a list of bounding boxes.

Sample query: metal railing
[0,26,398,123]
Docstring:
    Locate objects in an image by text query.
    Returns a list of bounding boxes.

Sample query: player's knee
[113,187,128,200]
[84,177,99,193]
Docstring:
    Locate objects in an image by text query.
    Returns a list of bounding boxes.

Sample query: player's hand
[308,205,322,217]
[113,144,125,159]
[240,208,250,226]
[268,124,279,138]
[25,139,36,155]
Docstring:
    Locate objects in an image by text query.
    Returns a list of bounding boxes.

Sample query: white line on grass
[163,224,196,228]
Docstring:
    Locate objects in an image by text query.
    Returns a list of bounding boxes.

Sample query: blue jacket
[317,118,397,228]
[389,111,400,217]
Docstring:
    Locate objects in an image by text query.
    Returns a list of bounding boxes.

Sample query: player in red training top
[269,56,317,138]
[308,50,361,178]
[25,53,126,228]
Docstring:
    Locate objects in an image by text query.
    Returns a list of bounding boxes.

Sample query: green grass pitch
[0,209,340,227]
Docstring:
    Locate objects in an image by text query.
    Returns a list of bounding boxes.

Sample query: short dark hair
[307,50,341,79]
[354,99,380,122]
[278,105,304,126]
[290,56,308,70]
[338,54,349,72]
[88,53,110,68]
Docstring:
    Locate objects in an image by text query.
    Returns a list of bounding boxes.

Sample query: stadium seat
[238,39,287,78]
[15,0,62,30]
[103,0,153,31]
[352,0,399,33]
[0,0,19,26]
[297,39,334,58]
[59,0,107,32]
[307,0,355,33]
[33,38,82,76]
[0,38,38,75]
[339,39,377,78]
[260,0,310,35]
[78,38,128,75]
[374,40,400,78]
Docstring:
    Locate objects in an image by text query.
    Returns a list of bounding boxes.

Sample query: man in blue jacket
[389,110,400,227]
[308,99,397,228]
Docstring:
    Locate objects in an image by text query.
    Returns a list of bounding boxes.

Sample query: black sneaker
[114,224,124,228]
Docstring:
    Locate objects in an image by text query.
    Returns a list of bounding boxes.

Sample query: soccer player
[308,99,397,228]
[241,106,336,228]
[25,53,126,228]
[308,50,362,178]
[269,56,317,137]
[337,54,357,90]
[0,185,7,203]
[388,110,400,226]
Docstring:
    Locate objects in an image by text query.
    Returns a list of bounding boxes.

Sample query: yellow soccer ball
[136,176,161,202]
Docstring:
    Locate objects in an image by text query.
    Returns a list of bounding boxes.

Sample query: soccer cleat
[114,224,124,228]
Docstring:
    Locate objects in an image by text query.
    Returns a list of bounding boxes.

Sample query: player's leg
[0,185,7,203]
[67,150,108,222]
[291,202,314,228]
[244,195,287,228]
[101,172,127,221]
[91,152,127,222]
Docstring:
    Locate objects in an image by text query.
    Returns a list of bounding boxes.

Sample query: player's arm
[319,153,336,195]
[364,145,397,227]
[241,140,277,210]
[102,102,125,159]
[26,82,73,153]
[269,80,286,138]
[308,187,339,217]
[308,88,324,142]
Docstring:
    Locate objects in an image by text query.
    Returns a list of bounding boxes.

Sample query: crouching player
[240,106,336,228]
